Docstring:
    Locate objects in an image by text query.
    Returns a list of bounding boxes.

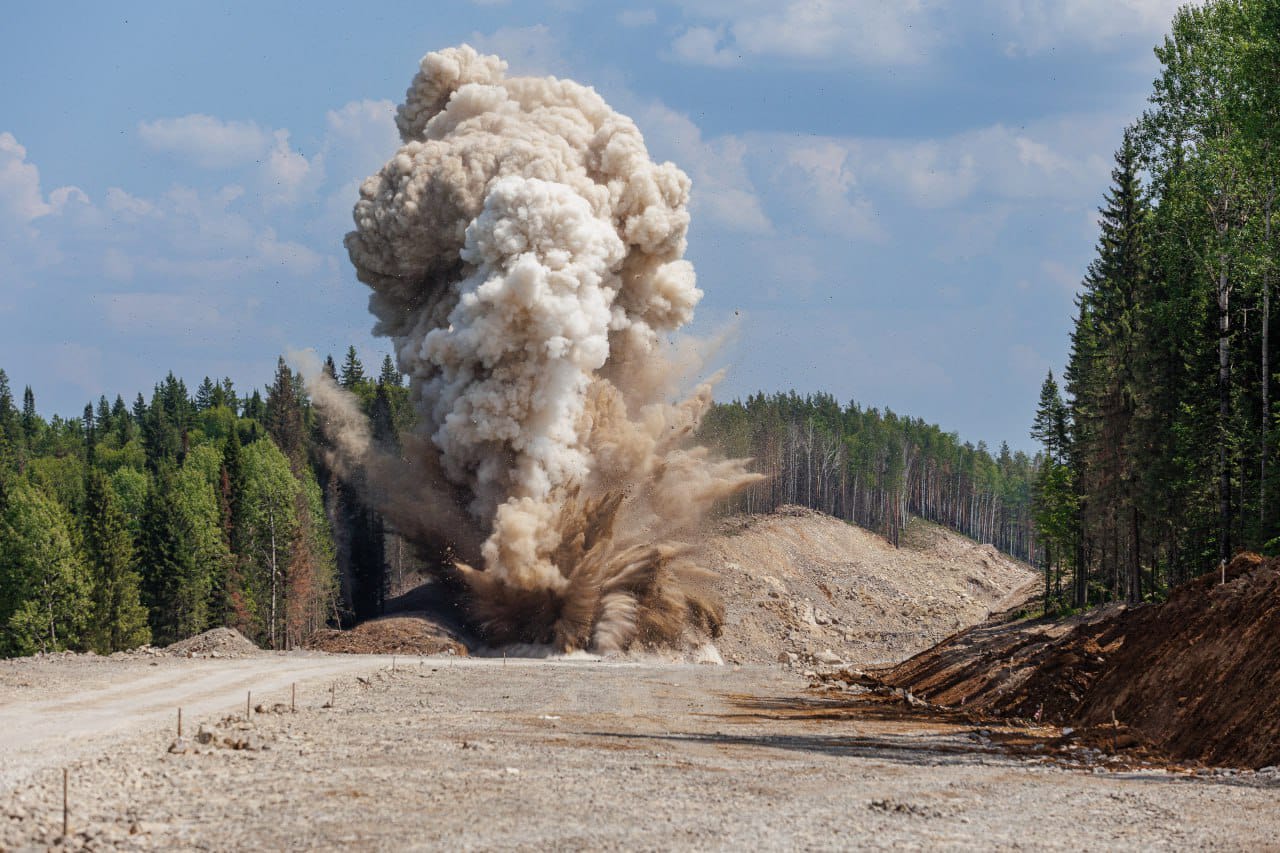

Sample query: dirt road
[2,654,1278,850]
[0,653,390,792]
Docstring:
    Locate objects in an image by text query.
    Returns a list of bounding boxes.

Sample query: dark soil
[872,553,1280,768]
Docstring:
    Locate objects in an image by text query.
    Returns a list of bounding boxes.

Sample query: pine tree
[220,378,239,414]
[84,470,150,652]
[243,390,266,423]
[95,395,111,433]
[1030,372,1069,463]
[340,346,365,389]
[83,403,97,464]
[0,370,18,449]
[195,376,217,411]
[323,355,338,381]
[111,395,133,445]
[21,386,37,445]
[266,357,306,471]
[138,468,203,645]
[370,384,398,452]
[378,354,401,387]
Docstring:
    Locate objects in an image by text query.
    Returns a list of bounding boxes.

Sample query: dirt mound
[705,506,1038,666]
[165,628,261,659]
[875,553,1280,768]
[307,614,468,656]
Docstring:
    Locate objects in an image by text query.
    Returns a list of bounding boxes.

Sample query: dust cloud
[311,45,758,652]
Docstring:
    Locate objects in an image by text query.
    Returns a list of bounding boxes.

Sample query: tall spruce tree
[83,470,150,652]
[265,357,306,471]
[378,354,401,387]
[21,386,37,445]
[138,467,203,645]
[339,346,365,389]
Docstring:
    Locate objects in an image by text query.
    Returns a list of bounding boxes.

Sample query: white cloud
[883,142,978,209]
[0,132,54,222]
[637,102,772,234]
[0,132,89,278]
[762,114,1116,213]
[776,141,885,241]
[993,0,1192,54]
[667,0,934,68]
[670,25,740,67]
[262,129,324,207]
[138,114,272,168]
[664,0,1192,70]
[104,187,154,219]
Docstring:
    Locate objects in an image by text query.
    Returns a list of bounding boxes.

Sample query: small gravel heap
[165,628,261,659]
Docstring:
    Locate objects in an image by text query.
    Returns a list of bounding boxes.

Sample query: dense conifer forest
[0,350,414,656]
[1029,0,1280,611]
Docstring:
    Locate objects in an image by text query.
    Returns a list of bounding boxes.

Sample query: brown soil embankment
[876,553,1280,768]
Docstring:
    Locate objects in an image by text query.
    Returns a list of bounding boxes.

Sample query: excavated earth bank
[872,552,1280,768]
[313,507,1039,664]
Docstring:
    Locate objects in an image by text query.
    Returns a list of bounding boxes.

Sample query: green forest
[0,349,411,657]
[1030,0,1280,610]
[701,394,1037,560]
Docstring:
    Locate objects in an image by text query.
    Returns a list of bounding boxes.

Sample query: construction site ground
[3,655,1280,850]
[3,513,1276,849]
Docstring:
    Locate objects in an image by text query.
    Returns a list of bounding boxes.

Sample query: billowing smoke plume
[322,45,757,652]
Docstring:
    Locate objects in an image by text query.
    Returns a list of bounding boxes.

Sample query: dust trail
[316,45,758,652]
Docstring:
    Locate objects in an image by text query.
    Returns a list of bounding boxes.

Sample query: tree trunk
[1219,262,1232,564]
[1264,181,1274,527]
[1129,505,1141,604]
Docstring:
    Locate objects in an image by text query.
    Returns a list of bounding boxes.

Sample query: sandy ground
[0,653,391,793]
[2,654,1277,851]
[709,509,1039,666]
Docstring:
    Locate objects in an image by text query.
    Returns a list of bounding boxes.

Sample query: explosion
[318,45,757,653]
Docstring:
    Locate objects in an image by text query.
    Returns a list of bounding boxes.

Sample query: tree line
[0,348,412,656]
[701,393,1038,562]
[1031,0,1280,610]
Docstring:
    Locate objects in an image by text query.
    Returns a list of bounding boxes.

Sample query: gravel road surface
[2,654,1277,850]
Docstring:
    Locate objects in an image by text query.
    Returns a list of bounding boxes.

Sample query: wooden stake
[392,655,397,672]
[291,683,296,713]
[177,707,183,737]
[247,691,252,720]
[62,767,69,839]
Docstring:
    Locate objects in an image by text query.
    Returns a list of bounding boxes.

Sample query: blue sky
[0,0,1191,450]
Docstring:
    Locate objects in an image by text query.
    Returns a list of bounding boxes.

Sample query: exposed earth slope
[873,552,1280,768]
[708,507,1038,666]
